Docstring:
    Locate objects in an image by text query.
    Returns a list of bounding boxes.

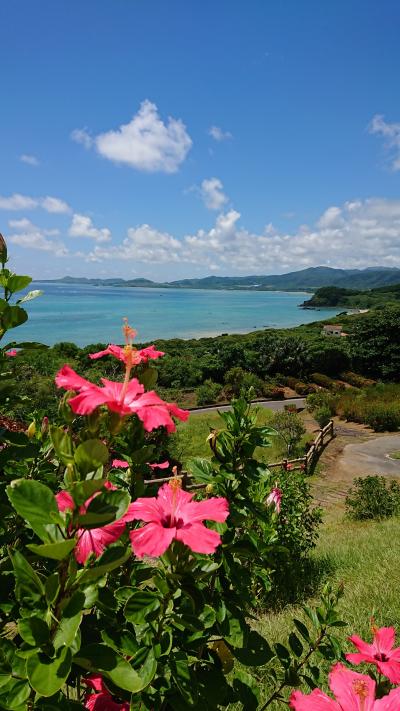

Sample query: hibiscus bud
[41,416,49,435]
[108,411,124,434]
[206,484,214,494]
[59,391,75,423]
[26,421,36,439]
[0,233,7,266]
[87,408,101,433]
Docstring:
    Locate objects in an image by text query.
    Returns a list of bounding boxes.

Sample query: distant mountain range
[39,266,400,292]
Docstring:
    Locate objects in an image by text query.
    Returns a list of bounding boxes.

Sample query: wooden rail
[143,420,335,489]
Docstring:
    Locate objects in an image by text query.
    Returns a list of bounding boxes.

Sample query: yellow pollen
[352,679,369,701]
[169,477,182,493]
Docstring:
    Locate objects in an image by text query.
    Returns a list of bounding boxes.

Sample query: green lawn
[389,450,400,460]
[252,515,400,707]
[168,407,287,467]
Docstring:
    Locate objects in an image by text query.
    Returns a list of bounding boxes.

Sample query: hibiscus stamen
[119,319,139,403]
[169,472,182,526]
[352,679,369,710]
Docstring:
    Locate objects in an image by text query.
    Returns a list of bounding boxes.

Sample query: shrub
[306,391,337,415]
[311,372,336,389]
[364,403,400,432]
[224,366,265,397]
[268,386,286,399]
[272,410,306,457]
[313,405,332,429]
[295,381,317,396]
[340,371,375,388]
[196,379,222,405]
[270,468,322,601]
[346,475,400,520]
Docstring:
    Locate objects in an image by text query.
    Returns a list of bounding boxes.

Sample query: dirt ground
[311,417,400,516]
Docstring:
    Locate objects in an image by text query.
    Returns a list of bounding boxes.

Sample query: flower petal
[175,522,222,554]
[68,389,109,415]
[375,686,400,710]
[126,497,163,523]
[75,521,126,564]
[187,497,229,524]
[130,523,175,558]
[289,689,340,710]
[348,634,375,657]
[89,345,126,362]
[112,459,130,469]
[376,660,400,684]
[56,491,75,512]
[329,663,375,710]
[55,365,92,392]
[138,345,164,362]
[374,627,396,655]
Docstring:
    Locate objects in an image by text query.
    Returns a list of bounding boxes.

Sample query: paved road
[339,434,400,478]
[190,397,306,415]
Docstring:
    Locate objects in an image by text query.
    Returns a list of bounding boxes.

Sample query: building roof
[323,324,343,331]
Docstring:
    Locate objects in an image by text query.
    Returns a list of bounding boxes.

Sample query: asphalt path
[190,397,306,415]
[339,434,400,478]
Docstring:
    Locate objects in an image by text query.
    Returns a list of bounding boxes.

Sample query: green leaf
[45,574,60,606]
[70,479,107,506]
[7,479,61,543]
[74,439,108,475]
[170,652,198,706]
[138,367,158,390]
[289,632,304,658]
[27,539,76,561]
[53,592,85,649]
[187,457,214,483]
[77,546,130,583]
[18,617,49,647]
[50,426,74,465]
[7,275,32,295]
[232,669,259,711]
[293,618,311,643]
[74,643,152,692]
[124,591,161,624]
[10,550,44,602]
[0,678,30,710]
[229,631,273,666]
[1,304,28,330]
[27,646,72,697]
[78,489,129,528]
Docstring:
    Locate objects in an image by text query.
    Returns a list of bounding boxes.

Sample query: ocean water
[13,282,340,347]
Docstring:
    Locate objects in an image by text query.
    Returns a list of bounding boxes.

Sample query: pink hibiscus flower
[266,486,282,513]
[56,483,135,564]
[289,663,400,710]
[83,676,129,711]
[55,365,189,432]
[346,627,400,684]
[112,458,169,470]
[5,349,17,357]
[89,343,164,365]
[129,479,229,558]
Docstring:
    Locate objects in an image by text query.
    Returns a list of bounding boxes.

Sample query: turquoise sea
[14,282,340,347]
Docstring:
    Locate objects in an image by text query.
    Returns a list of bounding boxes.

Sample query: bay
[13,282,341,347]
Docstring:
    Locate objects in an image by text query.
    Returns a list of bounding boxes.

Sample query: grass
[251,515,400,708]
[389,450,400,460]
[168,407,290,467]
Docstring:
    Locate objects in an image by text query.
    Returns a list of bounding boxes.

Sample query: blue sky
[1,0,400,280]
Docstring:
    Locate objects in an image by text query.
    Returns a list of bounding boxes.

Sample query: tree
[348,306,400,379]
[272,410,306,457]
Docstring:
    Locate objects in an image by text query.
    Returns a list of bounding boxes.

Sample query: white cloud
[71,128,93,149]
[369,114,400,171]
[208,125,233,141]
[0,193,70,213]
[8,219,68,256]
[41,196,70,214]
[20,154,39,166]
[69,213,111,243]
[0,194,38,210]
[72,100,192,173]
[86,197,400,272]
[200,177,228,210]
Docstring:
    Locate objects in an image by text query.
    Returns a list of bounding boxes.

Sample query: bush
[364,403,400,432]
[346,475,400,520]
[196,379,222,405]
[340,371,376,388]
[271,469,322,601]
[224,366,265,397]
[314,405,332,429]
[264,385,285,399]
[311,372,336,389]
[272,410,306,456]
[306,391,337,415]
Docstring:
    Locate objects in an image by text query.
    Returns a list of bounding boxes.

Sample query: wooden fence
[143,420,335,489]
